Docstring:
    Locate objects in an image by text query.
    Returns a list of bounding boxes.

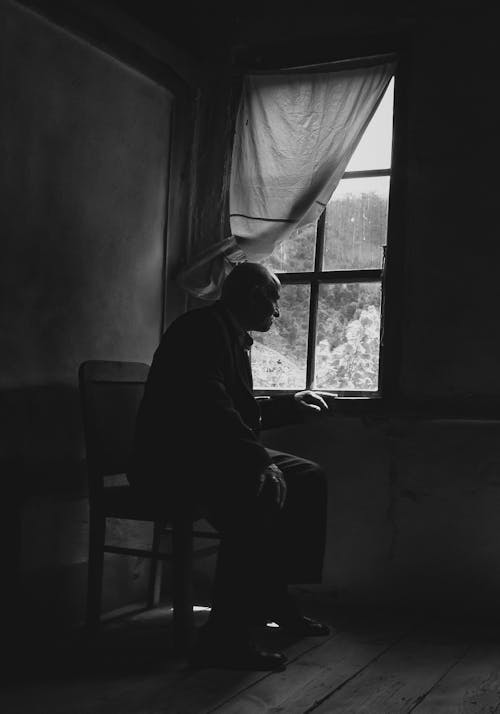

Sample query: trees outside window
[252,77,394,394]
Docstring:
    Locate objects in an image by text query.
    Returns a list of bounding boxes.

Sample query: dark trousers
[204,449,327,630]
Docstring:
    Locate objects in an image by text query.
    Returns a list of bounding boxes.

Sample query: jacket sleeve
[258,394,304,430]
[157,315,273,479]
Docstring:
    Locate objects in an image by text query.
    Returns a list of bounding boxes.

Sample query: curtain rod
[242,52,398,76]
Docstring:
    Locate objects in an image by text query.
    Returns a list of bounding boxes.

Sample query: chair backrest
[79,360,149,489]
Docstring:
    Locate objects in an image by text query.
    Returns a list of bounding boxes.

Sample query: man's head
[221,262,281,332]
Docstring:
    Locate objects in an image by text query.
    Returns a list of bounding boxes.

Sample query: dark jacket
[128,301,300,494]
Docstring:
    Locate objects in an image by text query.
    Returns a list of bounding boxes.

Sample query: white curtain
[178,60,395,299]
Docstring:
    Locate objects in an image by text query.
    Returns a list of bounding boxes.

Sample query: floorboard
[147,633,340,714]
[3,595,500,714]
[212,625,408,714]
[310,633,469,714]
[413,643,500,713]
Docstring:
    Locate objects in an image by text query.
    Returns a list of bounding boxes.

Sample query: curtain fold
[178,60,395,300]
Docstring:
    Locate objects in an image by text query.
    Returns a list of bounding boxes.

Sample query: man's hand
[293,390,332,413]
[257,463,287,508]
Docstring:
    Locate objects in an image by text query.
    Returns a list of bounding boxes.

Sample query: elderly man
[128,262,330,671]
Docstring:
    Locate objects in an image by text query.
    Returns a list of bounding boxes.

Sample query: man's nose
[273,305,280,318]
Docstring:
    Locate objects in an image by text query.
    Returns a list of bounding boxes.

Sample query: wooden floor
[3,590,500,713]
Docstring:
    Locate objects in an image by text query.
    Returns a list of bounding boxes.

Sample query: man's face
[249,279,281,332]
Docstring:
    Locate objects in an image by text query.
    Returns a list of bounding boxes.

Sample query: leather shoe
[189,633,287,671]
[273,615,330,637]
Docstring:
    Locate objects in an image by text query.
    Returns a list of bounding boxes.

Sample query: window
[251,76,395,395]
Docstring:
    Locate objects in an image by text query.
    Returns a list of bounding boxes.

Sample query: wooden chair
[78,359,218,651]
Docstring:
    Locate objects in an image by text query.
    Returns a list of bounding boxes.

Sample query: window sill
[255,389,383,416]
[255,391,500,423]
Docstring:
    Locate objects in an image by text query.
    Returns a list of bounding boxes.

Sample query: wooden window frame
[253,70,399,399]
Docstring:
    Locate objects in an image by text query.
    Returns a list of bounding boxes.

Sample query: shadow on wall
[263,414,500,620]
[0,384,86,498]
[0,384,153,631]
[0,384,84,630]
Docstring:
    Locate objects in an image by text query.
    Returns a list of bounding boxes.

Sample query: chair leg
[86,509,105,630]
[172,516,194,653]
[147,521,164,609]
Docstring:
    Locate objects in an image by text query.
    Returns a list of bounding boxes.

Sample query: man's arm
[259,391,331,430]
[167,316,273,479]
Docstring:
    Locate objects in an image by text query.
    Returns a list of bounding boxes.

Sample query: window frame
[252,61,401,399]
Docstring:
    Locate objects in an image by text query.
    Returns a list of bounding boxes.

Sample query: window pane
[345,77,394,172]
[315,283,381,392]
[323,176,389,271]
[263,223,316,273]
[251,284,309,389]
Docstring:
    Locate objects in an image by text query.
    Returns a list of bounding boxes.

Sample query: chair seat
[101,485,206,522]
[100,485,163,520]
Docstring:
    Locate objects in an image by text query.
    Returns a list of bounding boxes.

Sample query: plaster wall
[397,15,500,400]
[1,0,172,626]
[263,416,500,617]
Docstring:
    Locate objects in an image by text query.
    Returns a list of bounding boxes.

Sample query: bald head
[221,262,281,332]
[221,262,279,303]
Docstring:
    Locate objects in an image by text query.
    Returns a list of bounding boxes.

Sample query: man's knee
[304,460,327,498]
[291,455,325,481]
[302,457,325,476]
[277,453,327,502]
